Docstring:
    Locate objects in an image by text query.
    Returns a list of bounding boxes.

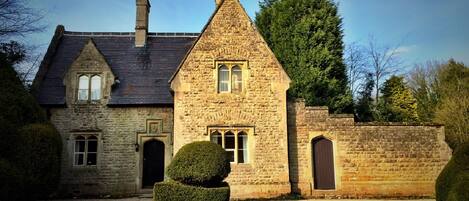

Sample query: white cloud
[388,45,418,56]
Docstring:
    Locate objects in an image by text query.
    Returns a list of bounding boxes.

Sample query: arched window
[218,65,229,92]
[74,135,98,166]
[237,131,248,163]
[90,75,101,101]
[231,66,242,93]
[78,75,89,101]
[224,131,235,162]
[210,131,223,146]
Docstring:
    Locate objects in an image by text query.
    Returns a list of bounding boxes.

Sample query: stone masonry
[171,0,291,198]
[288,100,452,198]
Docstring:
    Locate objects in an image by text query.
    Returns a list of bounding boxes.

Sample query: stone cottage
[32,0,451,199]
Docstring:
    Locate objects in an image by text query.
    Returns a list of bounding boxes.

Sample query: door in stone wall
[142,140,165,188]
[312,137,335,189]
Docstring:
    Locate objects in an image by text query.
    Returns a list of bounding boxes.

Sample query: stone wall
[288,100,452,198]
[49,105,173,196]
[171,0,291,198]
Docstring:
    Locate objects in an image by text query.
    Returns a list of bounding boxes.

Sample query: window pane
[227,151,235,162]
[238,150,245,163]
[91,76,101,100]
[75,139,85,152]
[238,132,248,163]
[87,153,97,165]
[75,153,84,165]
[225,132,235,149]
[231,66,242,93]
[237,132,247,149]
[88,139,97,152]
[78,76,89,101]
[210,131,223,146]
[218,65,229,92]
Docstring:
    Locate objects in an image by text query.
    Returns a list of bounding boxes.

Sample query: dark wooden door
[142,140,165,188]
[312,137,335,190]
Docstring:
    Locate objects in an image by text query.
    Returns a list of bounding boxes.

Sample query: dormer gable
[64,39,115,105]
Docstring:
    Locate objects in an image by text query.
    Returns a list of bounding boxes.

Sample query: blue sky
[25,0,469,67]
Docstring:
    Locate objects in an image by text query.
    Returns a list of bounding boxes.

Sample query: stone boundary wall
[287,100,452,198]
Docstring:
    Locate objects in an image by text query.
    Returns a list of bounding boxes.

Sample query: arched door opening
[142,139,165,188]
[312,137,335,190]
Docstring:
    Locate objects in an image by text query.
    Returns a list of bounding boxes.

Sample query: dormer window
[217,62,246,93]
[77,74,102,102]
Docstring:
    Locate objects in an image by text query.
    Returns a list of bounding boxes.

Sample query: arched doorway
[142,140,165,188]
[312,137,335,190]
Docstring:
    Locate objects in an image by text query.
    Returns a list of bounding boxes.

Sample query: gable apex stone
[169,0,290,85]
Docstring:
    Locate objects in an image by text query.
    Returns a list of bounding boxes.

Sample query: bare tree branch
[365,36,403,103]
[344,42,368,99]
[0,0,46,41]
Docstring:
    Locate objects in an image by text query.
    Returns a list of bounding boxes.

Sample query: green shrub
[0,59,46,161]
[0,158,24,201]
[166,141,230,186]
[153,180,230,201]
[16,123,63,199]
[436,143,469,201]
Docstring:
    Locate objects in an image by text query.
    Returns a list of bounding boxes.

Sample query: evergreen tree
[355,73,375,122]
[377,76,418,122]
[255,0,353,113]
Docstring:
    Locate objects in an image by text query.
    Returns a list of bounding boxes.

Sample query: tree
[355,73,375,122]
[255,0,353,113]
[407,61,440,122]
[1,48,62,200]
[0,0,45,41]
[1,40,26,64]
[365,37,402,103]
[433,59,469,149]
[345,42,367,99]
[377,75,418,122]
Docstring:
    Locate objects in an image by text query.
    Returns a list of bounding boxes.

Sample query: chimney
[135,0,150,47]
[215,0,223,7]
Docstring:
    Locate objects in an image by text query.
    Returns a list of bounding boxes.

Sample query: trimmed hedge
[436,143,469,201]
[166,141,230,186]
[153,180,230,201]
[16,123,63,200]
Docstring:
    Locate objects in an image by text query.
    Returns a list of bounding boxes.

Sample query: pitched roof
[33,27,197,106]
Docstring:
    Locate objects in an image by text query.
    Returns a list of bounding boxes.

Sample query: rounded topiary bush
[436,143,469,201]
[16,123,63,199]
[167,141,230,186]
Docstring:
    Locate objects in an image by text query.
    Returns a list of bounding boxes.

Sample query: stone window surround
[308,132,341,191]
[215,61,248,94]
[207,126,254,164]
[69,132,102,168]
[76,73,103,104]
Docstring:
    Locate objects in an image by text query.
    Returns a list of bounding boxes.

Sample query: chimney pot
[135,0,150,47]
